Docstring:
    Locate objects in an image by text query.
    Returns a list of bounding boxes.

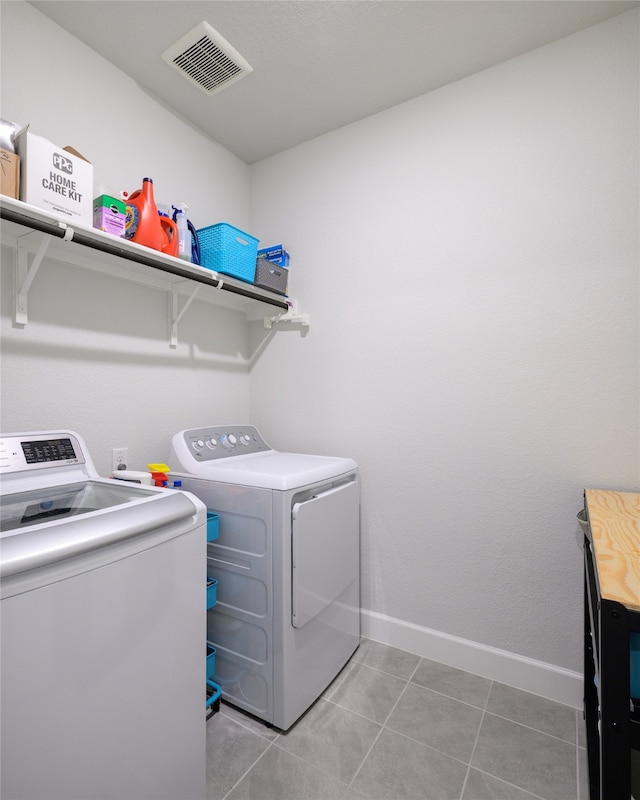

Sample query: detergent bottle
[124,177,177,256]
[154,202,178,257]
[160,215,179,258]
[125,177,164,251]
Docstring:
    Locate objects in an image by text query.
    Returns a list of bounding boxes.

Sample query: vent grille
[174,36,242,92]
[162,21,252,96]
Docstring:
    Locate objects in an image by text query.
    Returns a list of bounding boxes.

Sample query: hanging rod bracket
[264,298,310,330]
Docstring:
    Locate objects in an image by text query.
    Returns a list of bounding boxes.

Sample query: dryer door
[291,479,359,628]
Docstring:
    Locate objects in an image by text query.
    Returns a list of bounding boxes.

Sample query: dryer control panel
[173,425,272,463]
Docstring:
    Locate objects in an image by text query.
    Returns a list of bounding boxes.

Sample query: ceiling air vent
[161,21,252,96]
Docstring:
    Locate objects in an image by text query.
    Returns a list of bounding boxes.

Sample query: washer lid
[180,451,358,490]
[0,478,205,580]
[1,480,154,533]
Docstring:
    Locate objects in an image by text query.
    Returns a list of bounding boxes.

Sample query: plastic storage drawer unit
[207,578,218,608]
[206,512,219,542]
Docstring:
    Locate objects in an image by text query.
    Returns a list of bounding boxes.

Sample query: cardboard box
[15,129,93,226]
[93,194,126,237]
[0,148,19,199]
[257,244,290,266]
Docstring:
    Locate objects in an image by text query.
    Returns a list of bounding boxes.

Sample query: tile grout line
[220,741,276,800]
[393,678,577,744]
[457,679,493,800]
[347,656,421,684]
[363,716,478,770]
[349,656,497,713]
[326,677,481,770]
[479,708,580,746]
[466,767,549,800]
[268,738,358,793]
[403,681,497,712]
[346,657,423,790]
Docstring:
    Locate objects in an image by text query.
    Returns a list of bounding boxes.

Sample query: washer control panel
[179,425,271,462]
[0,432,85,474]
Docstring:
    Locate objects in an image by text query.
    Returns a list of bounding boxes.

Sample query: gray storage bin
[255,256,288,295]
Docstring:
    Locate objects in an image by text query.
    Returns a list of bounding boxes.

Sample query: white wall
[0,0,254,476]
[249,8,639,692]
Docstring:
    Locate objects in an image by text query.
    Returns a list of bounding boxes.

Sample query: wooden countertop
[585,489,640,613]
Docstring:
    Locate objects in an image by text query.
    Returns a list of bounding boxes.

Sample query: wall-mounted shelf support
[15,231,52,326]
[14,224,76,327]
[170,283,201,348]
[264,299,310,330]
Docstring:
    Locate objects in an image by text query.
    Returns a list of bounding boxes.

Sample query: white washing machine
[169,424,360,731]
[0,431,207,800]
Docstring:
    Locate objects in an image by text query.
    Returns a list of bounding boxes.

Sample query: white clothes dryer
[169,424,360,731]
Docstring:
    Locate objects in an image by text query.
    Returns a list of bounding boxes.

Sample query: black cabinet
[583,490,640,800]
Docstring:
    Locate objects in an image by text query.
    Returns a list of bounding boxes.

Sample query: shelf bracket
[15,232,52,327]
[14,224,74,327]
[170,284,201,348]
[264,298,310,330]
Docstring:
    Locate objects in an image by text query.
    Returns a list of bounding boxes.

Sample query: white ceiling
[29,0,639,164]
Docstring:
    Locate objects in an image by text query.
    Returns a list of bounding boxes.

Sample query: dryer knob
[221,434,237,450]
[240,435,251,445]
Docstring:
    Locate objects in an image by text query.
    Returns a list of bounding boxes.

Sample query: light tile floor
[206,638,589,800]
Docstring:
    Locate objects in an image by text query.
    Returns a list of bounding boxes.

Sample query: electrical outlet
[112,447,128,472]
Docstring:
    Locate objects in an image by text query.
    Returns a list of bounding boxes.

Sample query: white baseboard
[361,608,583,709]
